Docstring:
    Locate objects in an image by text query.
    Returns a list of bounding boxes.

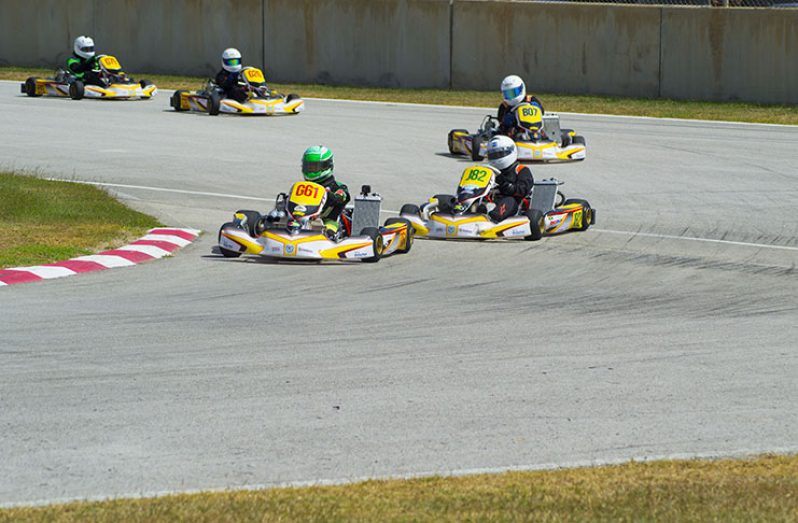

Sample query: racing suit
[66,54,101,85]
[498,95,545,138]
[214,69,248,103]
[318,176,351,234]
[489,162,534,223]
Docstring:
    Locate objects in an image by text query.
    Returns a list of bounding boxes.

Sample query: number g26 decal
[459,166,493,188]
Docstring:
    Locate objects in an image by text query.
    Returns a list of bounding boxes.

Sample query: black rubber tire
[234,210,263,237]
[563,199,592,231]
[69,80,84,100]
[561,128,574,147]
[359,227,383,263]
[433,194,456,214]
[400,203,421,217]
[384,217,414,254]
[448,128,468,154]
[572,135,586,146]
[218,222,243,258]
[208,91,221,116]
[24,77,41,97]
[286,93,300,102]
[471,135,483,161]
[139,79,151,88]
[524,209,544,241]
[171,90,188,111]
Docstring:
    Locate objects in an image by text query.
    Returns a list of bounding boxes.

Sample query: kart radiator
[542,114,562,145]
[352,186,382,234]
[530,178,560,213]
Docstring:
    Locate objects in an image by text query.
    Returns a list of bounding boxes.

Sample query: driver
[214,48,249,103]
[66,36,101,85]
[498,75,545,139]
[301,146,351,240]
[485,136,534,223]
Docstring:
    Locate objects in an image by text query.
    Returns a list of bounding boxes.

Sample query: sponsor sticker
[446,225,456,235]
[285,244,295,254]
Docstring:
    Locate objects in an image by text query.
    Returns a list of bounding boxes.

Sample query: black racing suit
[317,175,351,228]
[214,69,248,103]
[489,162,534,223]
[66,54,102,85]
[498,95,545,137]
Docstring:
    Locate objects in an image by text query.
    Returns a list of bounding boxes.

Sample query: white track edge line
[44,178,798,253]
[2,446,796,509]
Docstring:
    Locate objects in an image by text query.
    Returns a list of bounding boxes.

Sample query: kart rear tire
[384,217,414,254]
[24,77,41,97]
[359,227,383,263]
[432,194,456,214]
[448,128,467,155]
[563,199,592,231]
[572,135,586,146]
[286,93,300,102]
[471,135,483,161]
[399,203,420,217]
[208,91,221,116]
[235,210,264,237]
[524,209,544,241]
[69,80,84,100]
[218,222,243,258]
[171,90,188,111]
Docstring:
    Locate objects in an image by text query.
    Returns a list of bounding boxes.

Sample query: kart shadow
[201,252,353,267]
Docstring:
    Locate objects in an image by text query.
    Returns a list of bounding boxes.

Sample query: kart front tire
[286,93,300,102]
[432,194,456,214]
[208,91,221,116]
[171,90,188,111]
[524,209,544,241]
[448,128,467,155]
[572,136,586,146]
[359,227,383,263]
[235,210,264,237]
[471,135,483,161]
[24,77,41,97]
[69,80,84,100]
[563,199,592,231]
[400,203,420,217]
[218,222,242,258]
[384,217,414,254]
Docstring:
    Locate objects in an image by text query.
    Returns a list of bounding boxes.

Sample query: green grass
[0,172,161,269]
[1,454,797,522]
[5,66,797,125]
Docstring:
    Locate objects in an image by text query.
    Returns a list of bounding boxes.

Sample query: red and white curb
[0,228,201,287]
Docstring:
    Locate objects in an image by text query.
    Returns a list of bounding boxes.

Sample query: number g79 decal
[459,166,494,189]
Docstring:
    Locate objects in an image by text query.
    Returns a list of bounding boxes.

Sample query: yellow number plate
[289,182,325,206]
[99,55,122,70]
[243,68,266,83]
[459,166,494,189]
[516,103,542,126]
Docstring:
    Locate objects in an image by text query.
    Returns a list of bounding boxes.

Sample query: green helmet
[301,145,334,182]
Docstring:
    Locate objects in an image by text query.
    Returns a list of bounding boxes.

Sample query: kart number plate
[516,103,542,127]
[99,55,122,70]
[459,166,493,189]
[289,182,325,206]
[244,68,266,83]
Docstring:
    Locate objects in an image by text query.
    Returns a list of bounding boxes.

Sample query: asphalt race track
[1,81,797,506]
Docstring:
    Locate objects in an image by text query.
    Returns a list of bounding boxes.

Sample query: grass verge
[4,66,797,125]
[0,172,161,269]
[1,454,796,522]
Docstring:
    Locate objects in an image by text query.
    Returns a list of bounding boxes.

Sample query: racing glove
[499,181,516,195]
[331,188,347,204]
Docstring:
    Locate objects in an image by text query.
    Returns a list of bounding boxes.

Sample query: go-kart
[21,55,157,100]
[170,66,304,116]
[218,182,412,262]
[399,165,595,241]
[447,104,586,163]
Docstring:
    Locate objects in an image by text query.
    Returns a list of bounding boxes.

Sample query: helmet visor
[80,45,94,53]
[487,144,514,161]
[223,57,241,68]
[302,158,333,176]
[502,85,523,101]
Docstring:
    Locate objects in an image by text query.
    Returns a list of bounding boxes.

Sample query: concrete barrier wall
[262,0,451,87]
[660,7,798,104]
[1,0,796,103]
[452,1,662,98]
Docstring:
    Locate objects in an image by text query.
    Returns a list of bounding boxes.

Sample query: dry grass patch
[0,172,160,268]
[1,454,796,522]
[3,66,797,125]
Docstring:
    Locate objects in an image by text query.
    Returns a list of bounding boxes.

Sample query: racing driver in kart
[301,146,351,240]
[486,136,534,223]
[498,74,545,139]
[213,47,264,103]
[66,36,102,85]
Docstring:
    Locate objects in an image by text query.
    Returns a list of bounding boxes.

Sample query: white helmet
[500,75,526,106]
[221,48,242,73]
[486,136,517,171]
[73,36,95,59]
